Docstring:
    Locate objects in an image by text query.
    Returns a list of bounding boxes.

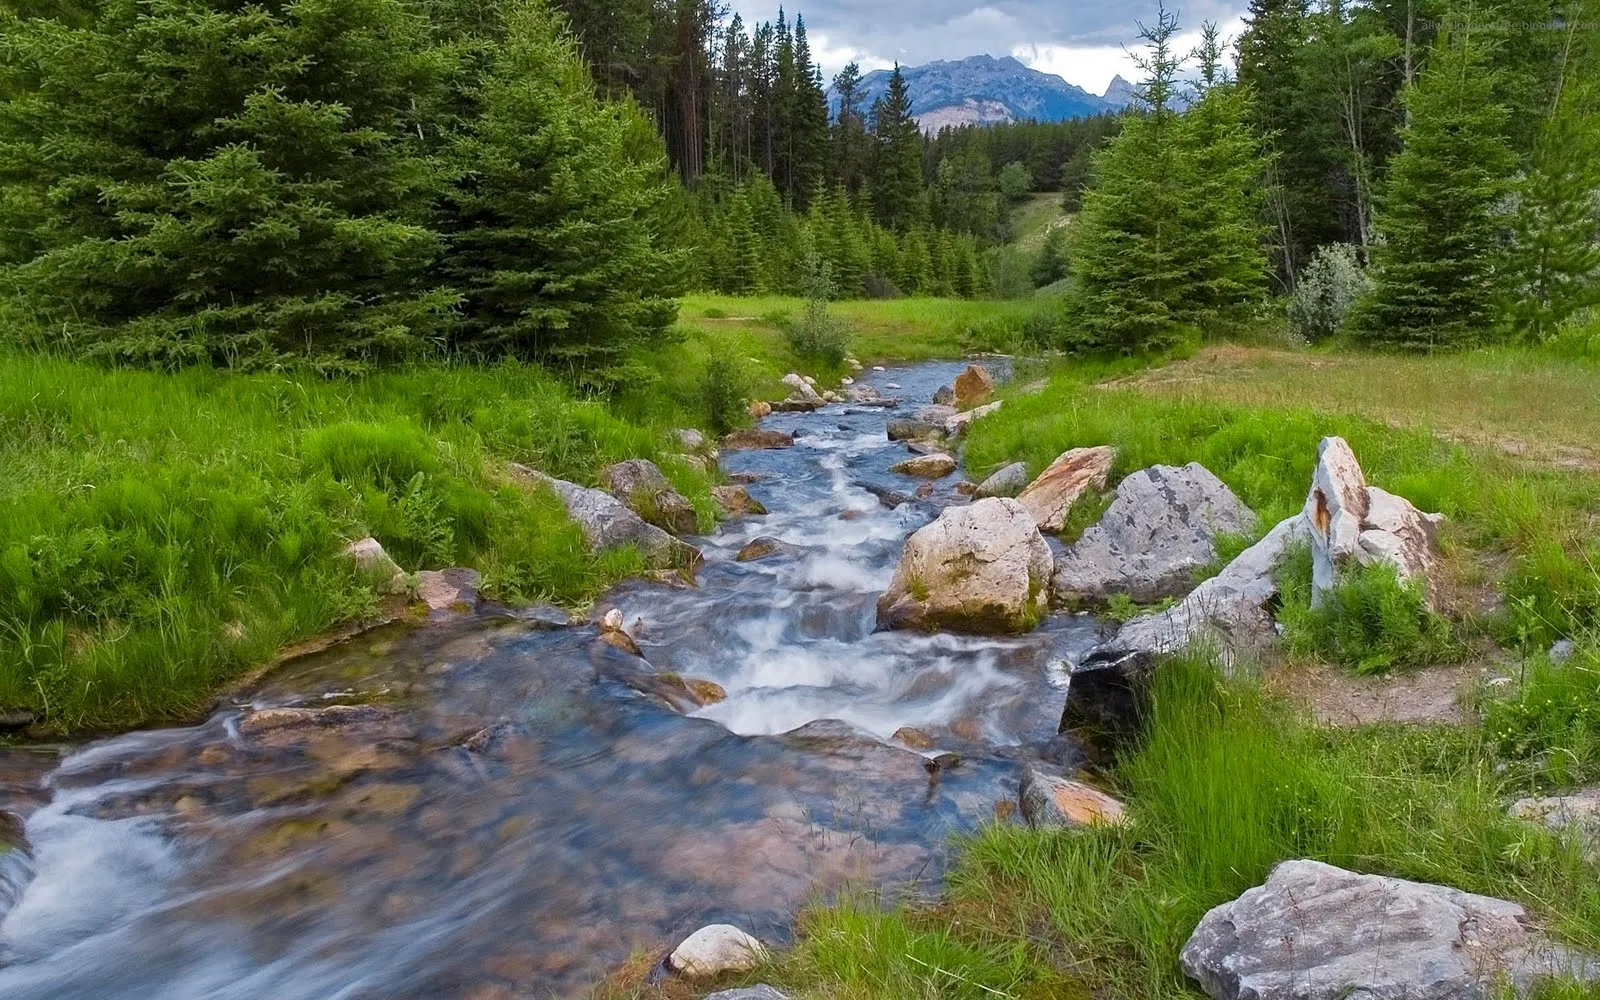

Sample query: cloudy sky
[728,1,1251,95]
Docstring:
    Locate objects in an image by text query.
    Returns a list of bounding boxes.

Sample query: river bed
[0,360,1099,999]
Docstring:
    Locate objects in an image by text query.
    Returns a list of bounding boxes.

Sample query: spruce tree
[1503,5,1600,341]
[869,66,927,231]
[1065,5,1189,352]
[1173,23,1272,327]
[438,0,683,385]
[0,0,457,369]
[1353,18,1517,349]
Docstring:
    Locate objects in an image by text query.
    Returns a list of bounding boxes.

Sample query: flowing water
[0,361,1099,999]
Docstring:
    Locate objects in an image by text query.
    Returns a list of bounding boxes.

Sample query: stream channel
[0,360,1102,999]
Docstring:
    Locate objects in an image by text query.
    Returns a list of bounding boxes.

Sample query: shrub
[1288,243,1369,343]
[698,355,751,436]
[1279,547,1461,675]
[998,161,1034,202]
[784,252,849,364]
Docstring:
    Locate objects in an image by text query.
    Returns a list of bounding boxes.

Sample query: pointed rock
[1016,446,1115,532]
[953,363,996,408]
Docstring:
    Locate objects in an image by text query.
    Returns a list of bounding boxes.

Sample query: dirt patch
[1265,659,1499,727]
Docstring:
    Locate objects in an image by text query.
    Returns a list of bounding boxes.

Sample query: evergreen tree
[831,62,870,193]
[932,146,999,238]
[0,0,457,369]
[869,65,926,231]
[1032,224,1070,287]
[1173,23,1273,327]
[439,0,683,384]
[720,187,761,294]
[1503,2,1600,341]
[1065,5,1190,352]
[1354,17,1518,348]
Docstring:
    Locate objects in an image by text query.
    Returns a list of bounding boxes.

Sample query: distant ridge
[830,54,1124,132]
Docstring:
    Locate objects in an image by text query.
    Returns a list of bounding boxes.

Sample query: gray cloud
[729,0,1250,74]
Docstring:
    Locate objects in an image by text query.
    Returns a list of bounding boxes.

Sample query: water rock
[0,710,34,731]
[712,485,768,517]
[342,537,408,594]
[844,384,899,407]
[1016,446,1116,533]
[736,536,795,563]
[954,480,977,496]
[976,461,1029,499]
[857,481,911,509]
[770,398,820,413]
[954,363,996,408]
[509,464,701,571]
[887,419,942,442]
[781,373,823,404]
[933,384,955,405]
[416,568,480,613]
[722,429,794,451]
[893,727,937,750]
[747,400,772,419]
[1018,767,1127,829]
[1305,437,1444,609]
[706,987,790,1000]
[666,923,768,978]
[1054,464,1256,605]
[915,404,959,425]
[598,609,642,656]
[877,497,1052,634]
[891,453,957,478]
[1180,859,1598,1000]
[945,401,1002,438]
[238,704,395,737]
[821,391,841,403]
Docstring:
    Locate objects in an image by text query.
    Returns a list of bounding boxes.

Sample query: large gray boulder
[1054,464,1255,605]
[1305,437,1443,608]
[944,400,1002,438]
[600,459,699,535]
[877,498,1053,634]
[1181,859,1597,1000]
[509,464,701,571]
[1059,514,1308,755]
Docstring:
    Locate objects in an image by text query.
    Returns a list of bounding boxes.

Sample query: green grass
[709,655,1600,1000]
[1007,192,1072,253]
[1279,549,1466,675]
[0,352,723,734]
[965,358,1600,647]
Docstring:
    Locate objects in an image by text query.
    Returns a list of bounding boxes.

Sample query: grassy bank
[0,353,719,734]
[1,294,1031,734]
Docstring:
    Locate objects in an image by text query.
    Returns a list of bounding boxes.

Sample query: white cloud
[808,32,895,79]
[1017,15,1249,96]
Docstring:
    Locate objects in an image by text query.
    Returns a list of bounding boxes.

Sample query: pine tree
[720,187,761,294]
[438,0,683,385]
[1065,5,1190,352]
[0,0,458,369]
[831,62,870,192]
[1173,22,1273,327]
[1504,4,1600,341]
[869,66,927,231]
[1353,16,1517,349]
[901,227,934,294]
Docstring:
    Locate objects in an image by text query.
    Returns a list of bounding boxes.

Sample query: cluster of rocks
[340,537,484,615]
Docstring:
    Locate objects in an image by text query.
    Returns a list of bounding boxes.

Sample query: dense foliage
[0,0,680,380]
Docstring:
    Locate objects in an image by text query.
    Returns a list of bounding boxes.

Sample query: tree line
[1061,0,1600,353]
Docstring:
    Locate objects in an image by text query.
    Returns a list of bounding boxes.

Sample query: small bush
[784,252,850,364]
[1279,548,1461,675]
[698,355,751,436]
[1288,243,1369,343]
[861,274,902,300]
